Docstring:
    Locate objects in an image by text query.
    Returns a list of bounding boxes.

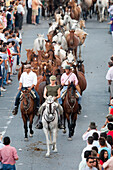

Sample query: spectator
[17,1,25,30]
[36,0,42,24]
[7,8,13,30]
[106,64,113,100]
[32,0,39,25]
[92,132,100,148]
[108,2,113,34]
[84,157,98,170]
[107,123,113,139]
[101,114,113,133]
[27,0,32,24]
[99,149,108,165]
[107,135,113,148]
[82,122,100,141]
[0,136,18,170]
[103,149,113,169]
[98,137,111,159]
[0,56,3,96]
[79,151,91,170]
[109,99,113,115]
[0,135,4,170]
[81,136,94,160]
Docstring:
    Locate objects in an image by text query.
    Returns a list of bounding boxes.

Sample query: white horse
[42,96,58,157]
[61,51,75,69]
[52,32,67,51]
[54,43,66,62]
[96,0,108,22]
[33,34,46,54]
[48,22,58,34]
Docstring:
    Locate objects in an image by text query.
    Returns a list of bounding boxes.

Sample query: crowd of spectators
[0,0,24,97]
[79,117,113,169]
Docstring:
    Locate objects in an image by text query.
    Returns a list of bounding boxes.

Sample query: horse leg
[43,128,50,157]
[66,114,72,140]
[22,114,28,140]
[79,46,81,59]
[71,113,77,136]
[62,111,66,134]
[29,114,34,137]
[52,128,58,153]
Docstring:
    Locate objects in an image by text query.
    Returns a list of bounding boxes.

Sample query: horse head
[21,89,32,111]
[67,81,76,104]
[45,96,57,117]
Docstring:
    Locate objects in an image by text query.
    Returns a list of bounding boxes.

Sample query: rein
[22,92,33,112]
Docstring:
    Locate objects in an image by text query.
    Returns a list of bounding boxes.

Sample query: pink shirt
[61,72,78,86]
[0,145,18,165]
[103,156,113,170]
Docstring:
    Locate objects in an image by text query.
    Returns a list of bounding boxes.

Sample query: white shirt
[17,4,25,15]
[28,0,32,8]
[93,140,100,148]
[108,5,113,15]
[103,156,113,170]
[82,129,100,141]
[61,72,78,86]
[81,144,93,160]
[19,71,37,87]
[106,66,113,80]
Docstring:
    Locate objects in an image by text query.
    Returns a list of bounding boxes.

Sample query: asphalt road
[0,16,113,170]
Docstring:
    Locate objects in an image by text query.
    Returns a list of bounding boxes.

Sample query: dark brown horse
[63,81,78,140]
[66,30,80,60]
[20,89,35,140]
[18,61,27,81]
[77,60,85,74]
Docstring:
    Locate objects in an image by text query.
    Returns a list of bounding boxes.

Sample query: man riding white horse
[12,64,40,115]
[58,65,82,112]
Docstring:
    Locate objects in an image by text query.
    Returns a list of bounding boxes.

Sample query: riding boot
[12,106,18,115]
[58,115,64,129]
[35,121,43,129]
[78,104,82,114]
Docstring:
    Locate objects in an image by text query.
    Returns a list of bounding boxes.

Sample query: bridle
[21,90,33,112]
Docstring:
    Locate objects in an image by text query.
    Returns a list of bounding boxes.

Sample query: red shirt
[107,131,113,139]
[0,145,18,165]
[100,160,104,165]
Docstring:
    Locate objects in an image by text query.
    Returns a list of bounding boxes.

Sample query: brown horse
[20,89,35,140]
[26,49,35,62]
[63,81,78,140]
[18,61,27,81]
[68,0,81,20]
[72,64,87,95]
[66,30,80,59]
[77,60,85,74]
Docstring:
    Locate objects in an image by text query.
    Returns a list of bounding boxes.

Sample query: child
[108,17,113,38]
[109,99,113,115]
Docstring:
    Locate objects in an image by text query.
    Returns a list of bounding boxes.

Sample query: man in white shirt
[106,66,113,98]
[82,122,100,141]
[12,64,39,115]
[81,136,94,160]
[17,1,25,30]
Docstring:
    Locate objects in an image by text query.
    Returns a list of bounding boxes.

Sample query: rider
[58,65,82,111]
[36,75,63,129]
[12,64,40,115]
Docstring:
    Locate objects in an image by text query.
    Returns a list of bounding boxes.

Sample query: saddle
[20,90,36,101]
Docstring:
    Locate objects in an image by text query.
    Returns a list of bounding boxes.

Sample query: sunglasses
[89,161,94,163]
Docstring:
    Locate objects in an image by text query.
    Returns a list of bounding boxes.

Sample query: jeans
[27,8,32,24]
[36,8,40,24]
[18,14,23,30]
[3,164,16,170]
[58,86,81,105]
[110,14,112,33]
[15,87,40,108]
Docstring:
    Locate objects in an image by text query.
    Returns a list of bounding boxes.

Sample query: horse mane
[68,82,76,90]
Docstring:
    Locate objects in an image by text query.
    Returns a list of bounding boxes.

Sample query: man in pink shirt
[0,136,18,170]
[58,65,82,111]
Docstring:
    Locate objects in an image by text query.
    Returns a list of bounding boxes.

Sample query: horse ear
[81,60,84,63]
[68,81,70,85]
[25,49,28,51]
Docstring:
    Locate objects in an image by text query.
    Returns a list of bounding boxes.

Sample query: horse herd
[17,0,106,157]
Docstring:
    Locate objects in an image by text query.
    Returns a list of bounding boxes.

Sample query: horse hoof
[62,129,66,134]
[24,138,28,141]
[53,149,57,153]
[45,153,50,158]
[68,137,72,141]
[29,133,33,137]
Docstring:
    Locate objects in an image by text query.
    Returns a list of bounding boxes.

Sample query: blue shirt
[99,147,111,159]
